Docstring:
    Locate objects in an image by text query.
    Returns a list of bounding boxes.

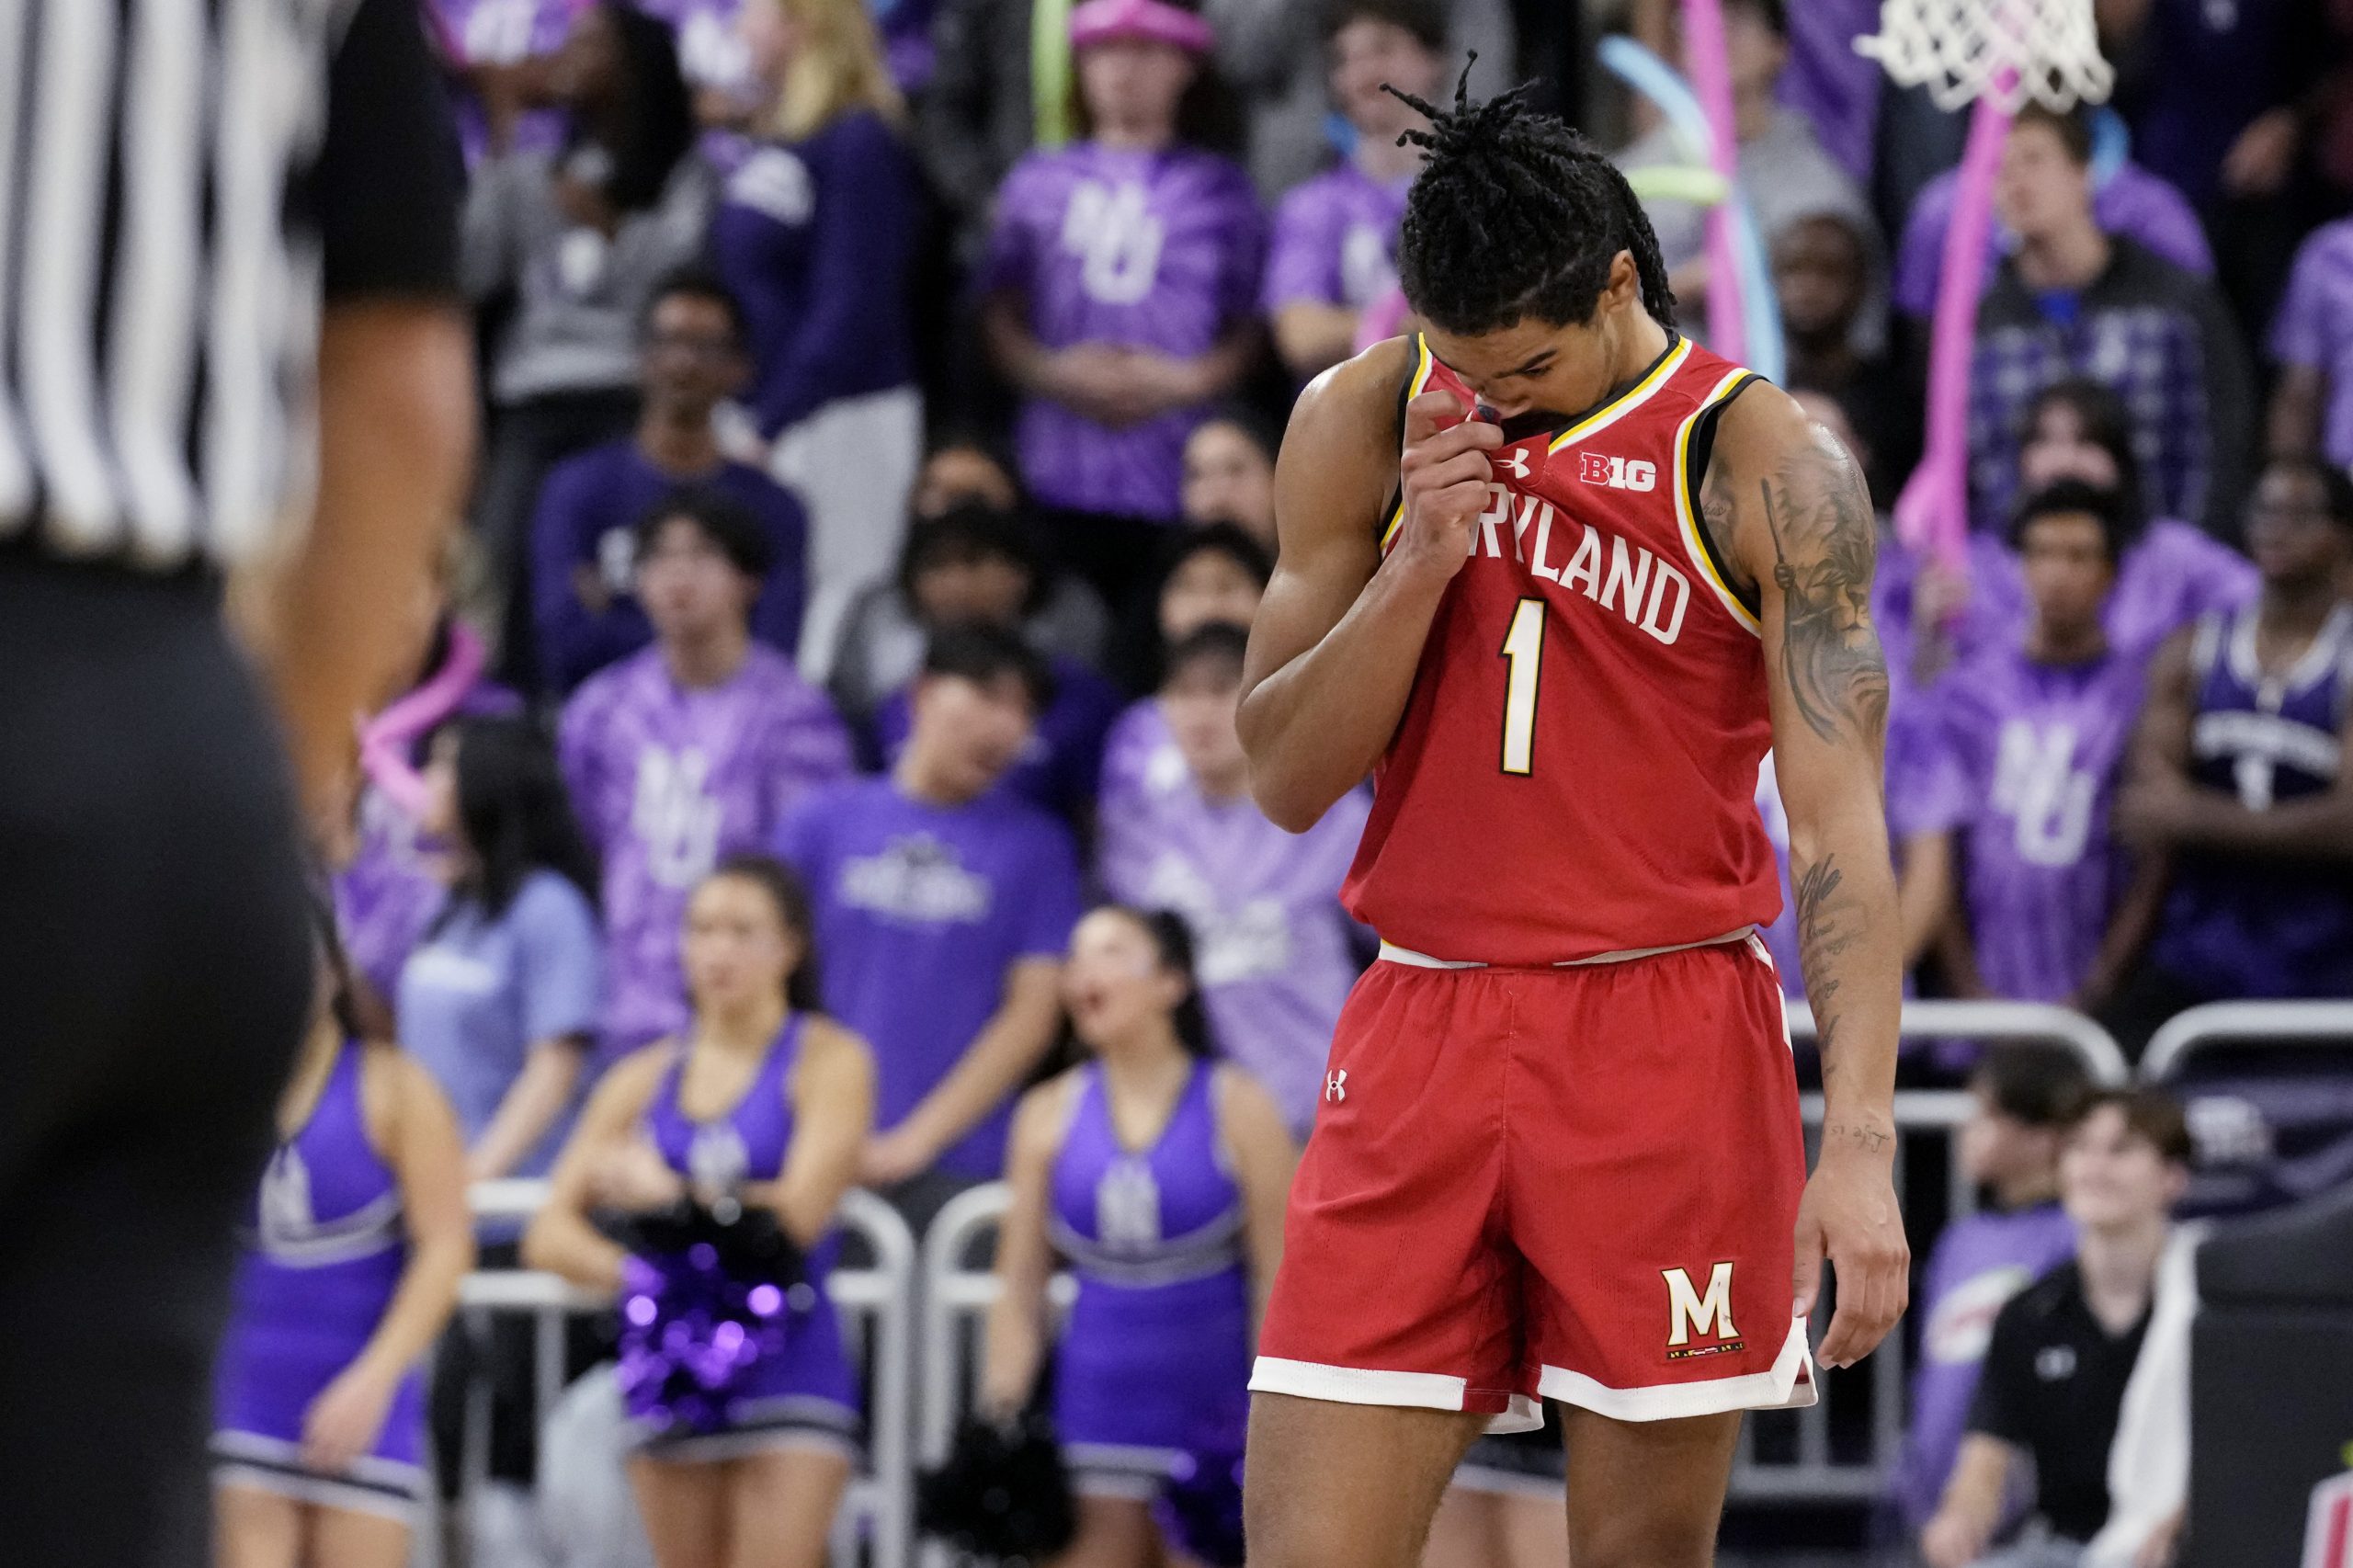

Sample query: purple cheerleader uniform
[1048,1061,1252,1498]
[213,1044,426,1521]
[623,1017,861,1460]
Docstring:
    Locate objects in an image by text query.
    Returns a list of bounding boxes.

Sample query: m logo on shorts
[1663,1262,1744,1358]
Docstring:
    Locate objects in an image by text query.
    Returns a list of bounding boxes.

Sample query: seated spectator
[1261,0,1441,383]
[1180,408,1280,551]
[717,0,925,678]
[336,562,526,1011]
[397,716,600,1526]
[1108,519,1274,698]
[559,494,852,1063]
[853,509,1126,824]
[529,270,810,694]
[2108,457,2353,1053]
[2267,215,2353,472]
[1103,523,1275,778]
[1965,107,2254,541]
[1779,215,1917,503]
[1097,626,1369,1137]
[914,440,1023,519]
[831,504,1112,724]
[462,2,712,687]
[1922,1089,2193,1568]
[778,627,1082,1229]
[1617,0,1879,338]
[1933,484,2163,1012]
[1892,145,2213,323]
[1991,380,2258,662]
[980,0,1266,610]
[1887,1044,2089,1541]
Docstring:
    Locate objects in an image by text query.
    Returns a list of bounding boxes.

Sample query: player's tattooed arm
[1756,435,1892,749]
[1716,387,1907,1365]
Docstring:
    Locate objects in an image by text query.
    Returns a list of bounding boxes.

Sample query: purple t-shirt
[1886,1203,2078,1528]
[1872,529,2031,692]
[1260,163,1410,315]
[558,643,852,1058]
[1098,765,1370,1137]
[868,654,1125,824]
[1754,693,1964,998]
[981,142,1266,521]
[777,777,1084,1178]
[2270,218,2353,470]
[529,439,810,693]
[1893,160,2213,318]
[1938,645,2150,1002]
[710,110,923,437]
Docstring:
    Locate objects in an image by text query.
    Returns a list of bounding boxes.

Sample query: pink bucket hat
[1069,0,1215,54]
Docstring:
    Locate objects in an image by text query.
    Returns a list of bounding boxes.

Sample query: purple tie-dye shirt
[1098,756,1370,1137]
[558,643,852,1059]
[1937,645,2151,1002]
[1893,160,2214,318]
[1261,163,1410,315]
[981,142,1266,521]
[2269,217,2353,470]
[1886,1203,2078,1528]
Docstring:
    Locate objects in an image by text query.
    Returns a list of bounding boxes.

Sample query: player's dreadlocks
[1386,62,1678,336]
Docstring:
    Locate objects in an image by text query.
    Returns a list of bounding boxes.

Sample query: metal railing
[1787,997,2131,1085]
[2140,1001,2353,1083]
[457,1182,916,1568]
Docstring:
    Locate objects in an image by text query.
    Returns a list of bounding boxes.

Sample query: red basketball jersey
[1340,333,1782,964]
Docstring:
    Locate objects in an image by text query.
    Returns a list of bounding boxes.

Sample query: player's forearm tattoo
[1758,438,1890,748]
[1794,852,1862,1072]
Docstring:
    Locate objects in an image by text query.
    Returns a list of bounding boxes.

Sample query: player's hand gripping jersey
[1343,334,1782,964]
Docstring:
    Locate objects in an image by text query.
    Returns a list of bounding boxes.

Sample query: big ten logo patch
[631,747,723,890]
[1664,1262,1744,1358]
[1579,452,1658,493]
[1062,180,1165,305]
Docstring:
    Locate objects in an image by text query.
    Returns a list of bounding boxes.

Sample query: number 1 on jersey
[1499,597,1543,776]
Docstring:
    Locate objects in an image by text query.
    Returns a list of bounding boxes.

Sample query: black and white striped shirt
[0,0,460,573]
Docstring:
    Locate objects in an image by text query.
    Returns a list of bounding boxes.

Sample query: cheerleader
[212,934,473,1567]
[983,907,1296,1567]
[527,854,875,1568]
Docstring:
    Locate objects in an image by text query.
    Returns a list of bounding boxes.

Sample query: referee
[0,4,471,1565]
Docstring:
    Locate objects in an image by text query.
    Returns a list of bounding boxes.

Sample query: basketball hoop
[1855,0,2113,113]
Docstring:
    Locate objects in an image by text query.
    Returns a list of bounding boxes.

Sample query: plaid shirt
[1969,239,2255,539]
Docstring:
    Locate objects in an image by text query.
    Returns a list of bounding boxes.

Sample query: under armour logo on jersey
[1578,452,1658,493]
[1498,448,1531,481]
[1324,1071,1347,1103]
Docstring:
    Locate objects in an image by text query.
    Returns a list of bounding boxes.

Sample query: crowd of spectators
[321,0,2353,1562]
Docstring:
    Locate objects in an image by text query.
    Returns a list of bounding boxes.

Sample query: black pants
[0,558,313,1568]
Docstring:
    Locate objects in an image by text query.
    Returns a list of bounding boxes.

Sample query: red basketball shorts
[1250,930,1815,1427]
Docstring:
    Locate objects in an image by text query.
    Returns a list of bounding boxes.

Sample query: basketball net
[1855,0,2112,115]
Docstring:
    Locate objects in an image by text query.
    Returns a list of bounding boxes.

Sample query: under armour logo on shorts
[1324,1071,1347,1103]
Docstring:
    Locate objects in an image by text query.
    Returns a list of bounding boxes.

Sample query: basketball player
[1235,81,1909,1565]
